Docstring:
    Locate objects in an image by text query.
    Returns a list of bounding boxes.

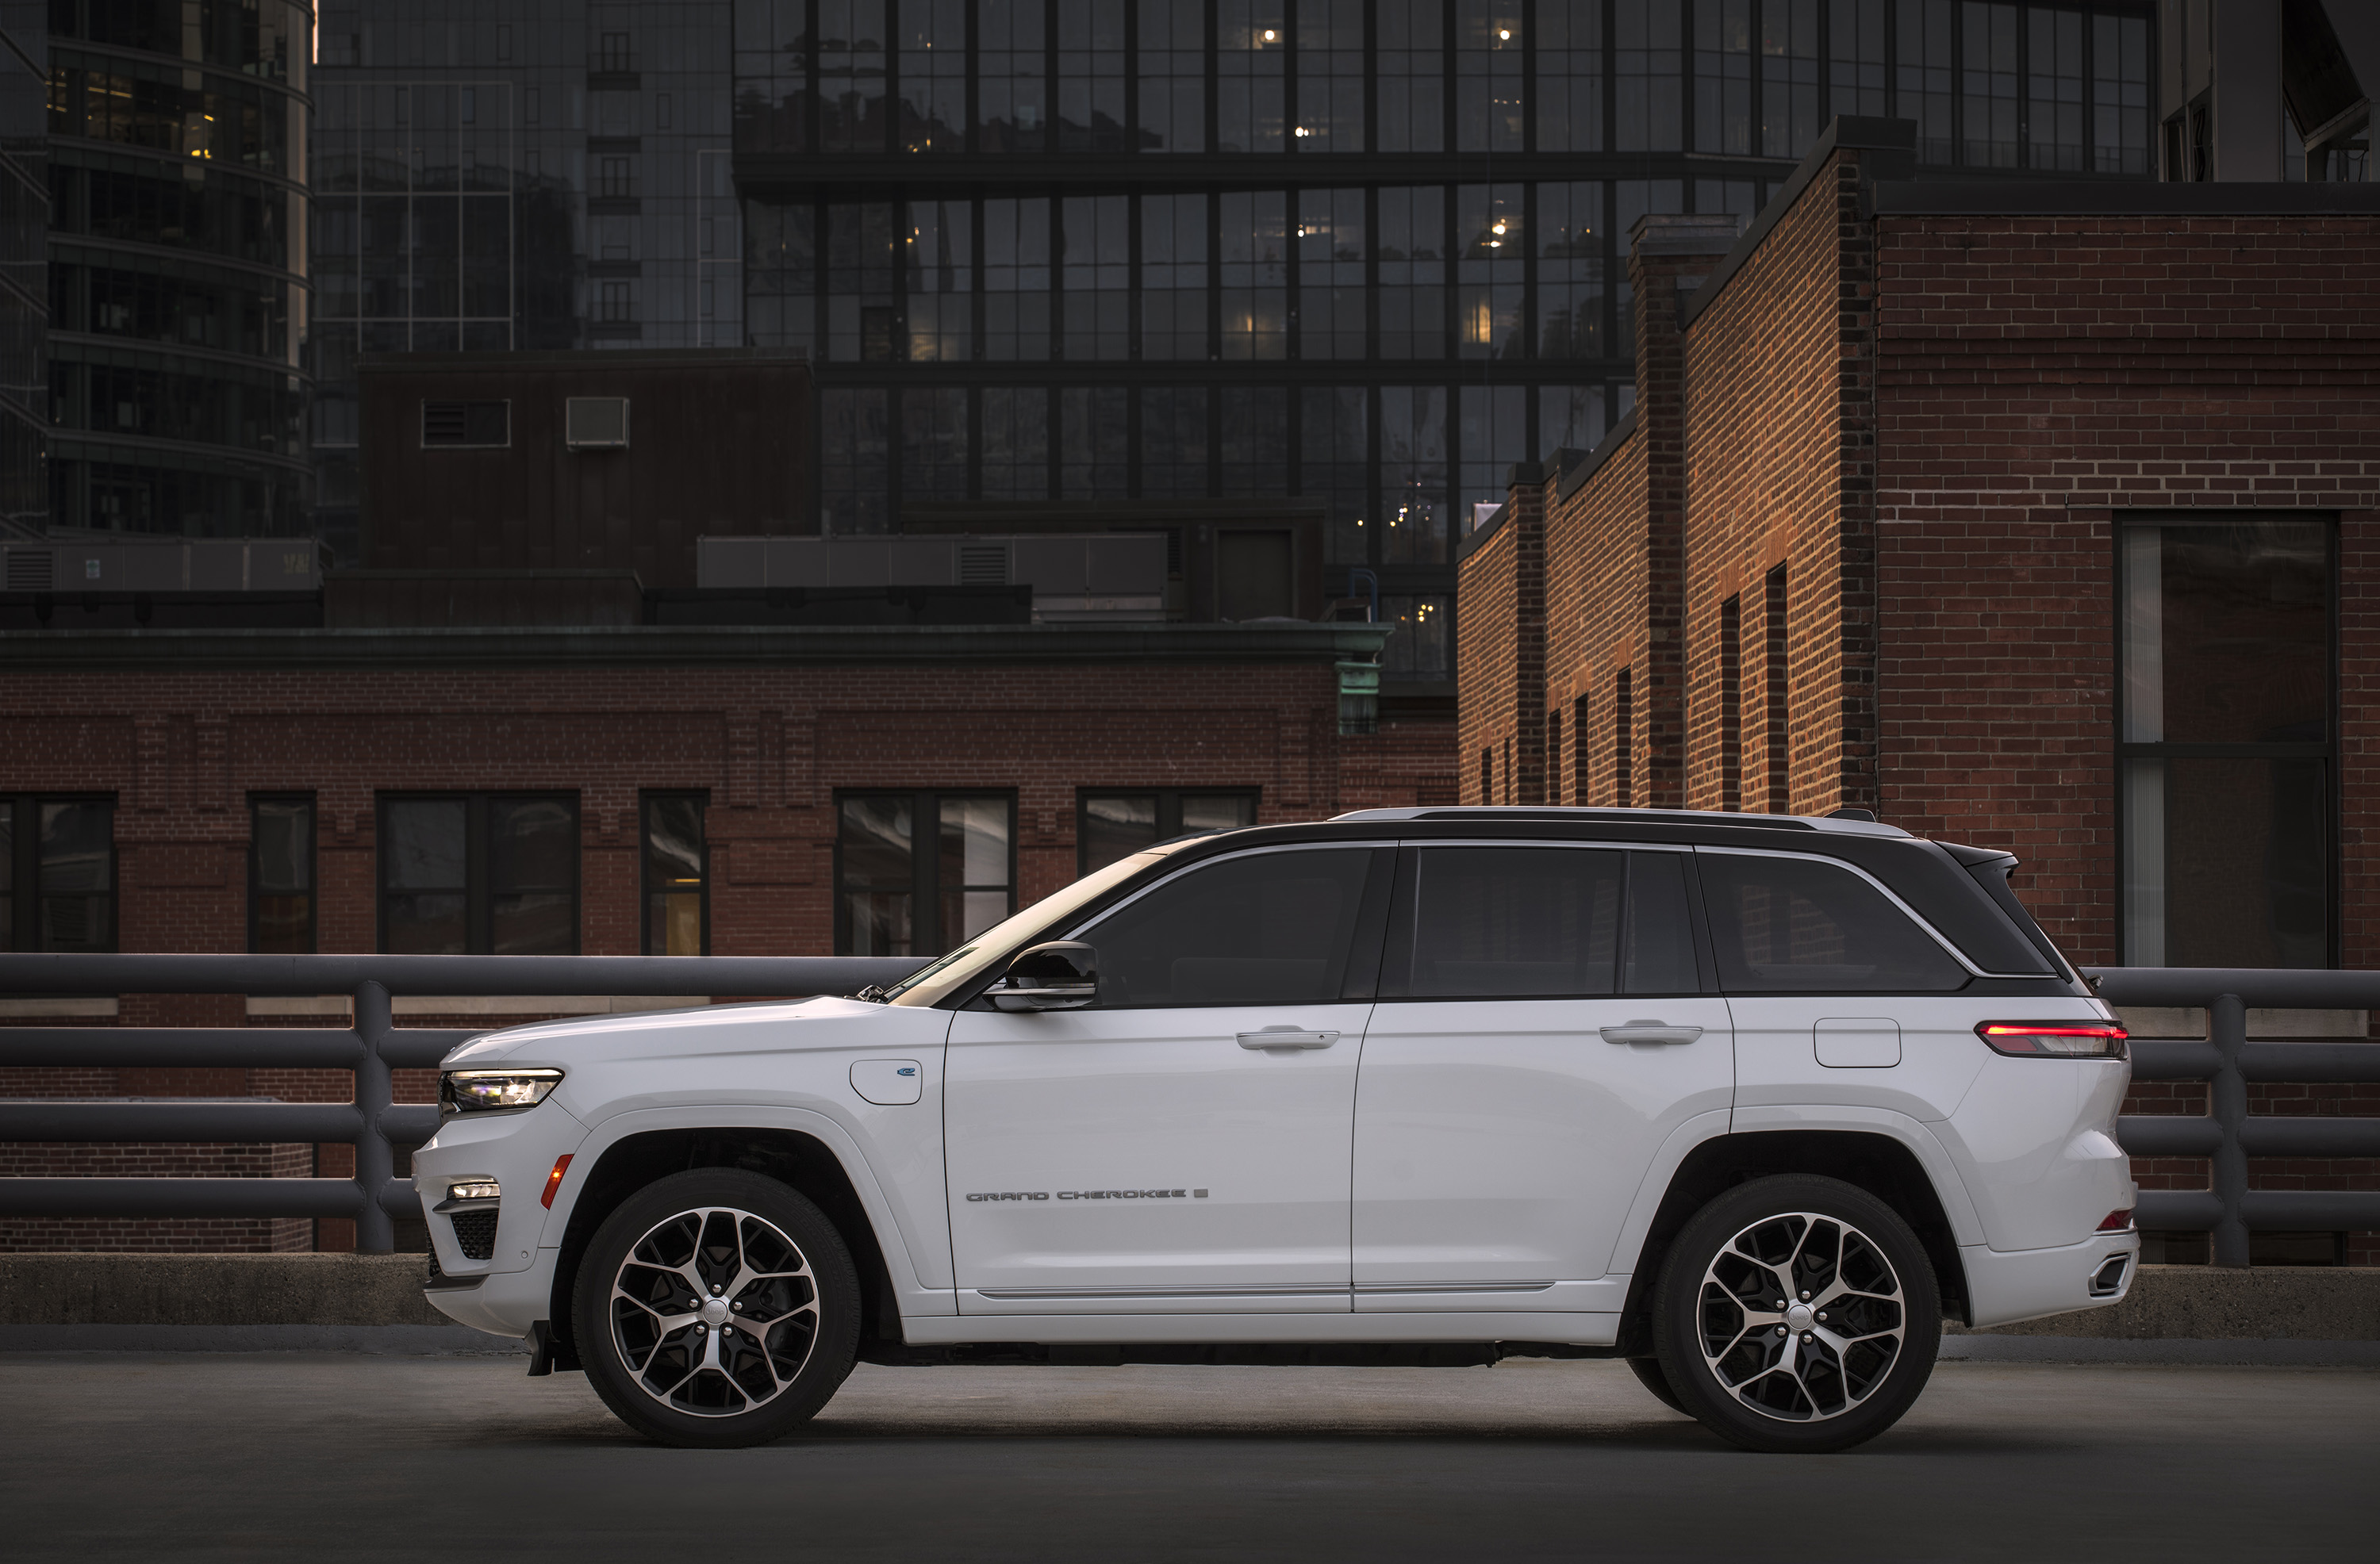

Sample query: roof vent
[565,397,631,450]
[5,549,53,592]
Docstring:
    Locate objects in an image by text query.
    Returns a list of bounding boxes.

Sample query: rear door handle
[1237,1029,1340,1051]
[1599,1020,1705,1045]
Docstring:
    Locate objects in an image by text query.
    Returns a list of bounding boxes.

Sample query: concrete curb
[1941,1265,2380,1342]
[0,1253,451,1327]
[0,1324,528,1354]
[1936,1336,2380,1367]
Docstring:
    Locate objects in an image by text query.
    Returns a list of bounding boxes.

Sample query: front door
[1353,843,1735,1313]
[945,844,1391,1313]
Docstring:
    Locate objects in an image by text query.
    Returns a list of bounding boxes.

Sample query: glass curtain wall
[42,0,311,539]
[0,1,44,536]
[736,1,2157,684]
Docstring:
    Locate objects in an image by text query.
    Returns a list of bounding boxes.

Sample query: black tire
[573,1168,862,1448]
[1624,1355,1687,1414]
[1650,1174,1940,1454]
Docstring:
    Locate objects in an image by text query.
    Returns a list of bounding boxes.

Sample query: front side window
[1078,789,1259,876]
[378,795,578,955]
[2,796,115,952]
[642,794,708,956]
[1073,846,1376,1007]
[1399,846,1698,998]
[1699,853,1965,993]
[2121,517,2332,968]
[836,792,1015,956]
[250,795,315,953]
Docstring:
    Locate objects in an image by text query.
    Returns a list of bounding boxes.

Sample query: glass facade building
[732,0,2157,690]
[308,1,743,561]
[0,2,44,537]
[41,0,312,539]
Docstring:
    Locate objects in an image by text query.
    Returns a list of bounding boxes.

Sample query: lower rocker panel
[896,1310,1623,1347]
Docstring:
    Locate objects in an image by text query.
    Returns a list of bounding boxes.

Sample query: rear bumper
[1961,1230,2141,1330]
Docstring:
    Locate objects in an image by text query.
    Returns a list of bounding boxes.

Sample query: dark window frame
[2113,511,2340,968]
[248,792,317,954]
[2,793,118,953]
[639,790,711,956]
[833,788,1019,957]
[1074,787,1264,877]
[374,792,582,956]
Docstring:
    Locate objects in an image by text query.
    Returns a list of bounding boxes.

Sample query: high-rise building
[0,2,44,541]
[307,2,743,562]
[40,0,312,539]
[730,0,2160,704]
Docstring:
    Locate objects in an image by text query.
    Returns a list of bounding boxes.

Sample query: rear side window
[1699,853,1967,993]
[1077,848,1374,1006]
[1403,847,1701,998]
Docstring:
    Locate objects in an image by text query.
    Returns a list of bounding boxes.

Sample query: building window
[1614,666,1633,807]
[642,794,708,956]
[1718,592,1743,811]
[2120,518,2333,968]
[1077,790,1261,876]
[1763,564,1789,815]
[420,401,509,447]
[2,796,115,953]
[378,795,579,955]
[250,795,315,953]
[836,792,1015,956]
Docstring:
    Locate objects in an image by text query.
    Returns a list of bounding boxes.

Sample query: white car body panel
[1351,995,1733,1305]
[900,1309,1622,1347]
[943,1000,1372,1310]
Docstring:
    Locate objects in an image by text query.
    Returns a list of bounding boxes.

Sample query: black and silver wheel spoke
[608,1206,820,1419]
[1696,1209,1906,1424]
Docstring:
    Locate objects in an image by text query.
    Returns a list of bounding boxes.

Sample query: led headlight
[440,1068,564,1116]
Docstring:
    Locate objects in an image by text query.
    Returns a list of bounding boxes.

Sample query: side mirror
[988,941,1098,1012]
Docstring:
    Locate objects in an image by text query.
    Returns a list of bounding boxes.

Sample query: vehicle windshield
[885,844,1188,1007]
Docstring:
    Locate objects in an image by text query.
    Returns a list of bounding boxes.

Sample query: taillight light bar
[1976,1021,2128,1059]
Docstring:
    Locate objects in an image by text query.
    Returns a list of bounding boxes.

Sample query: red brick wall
[1457,522,1523,807]
[1545,430,1653,807]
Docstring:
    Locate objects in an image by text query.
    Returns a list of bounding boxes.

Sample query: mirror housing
[988,941,1098,1012]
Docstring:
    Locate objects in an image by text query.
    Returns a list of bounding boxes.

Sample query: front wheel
[573,1168,862,1447]
[1650,1174,1940,1454]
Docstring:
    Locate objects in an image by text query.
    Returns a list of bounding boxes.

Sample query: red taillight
[1976,1021,2128,1059]
[2098,1209,2134,1232]
[541,1154,573,1209]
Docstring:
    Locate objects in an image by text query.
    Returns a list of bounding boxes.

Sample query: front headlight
[440,1068,564,1116]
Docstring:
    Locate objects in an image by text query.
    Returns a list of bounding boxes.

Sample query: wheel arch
[1614,1129,1974,1347]
[547,1125,904,1370]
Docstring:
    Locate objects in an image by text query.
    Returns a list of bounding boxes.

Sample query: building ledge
[0,620,1396,670]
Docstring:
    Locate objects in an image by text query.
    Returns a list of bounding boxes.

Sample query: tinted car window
[1075,848,1375,1007]
[1405,848,1700,998]
[1699,853,1967,993]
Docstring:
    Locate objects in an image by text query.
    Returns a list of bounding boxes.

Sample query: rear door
[1351,842,1733,1314]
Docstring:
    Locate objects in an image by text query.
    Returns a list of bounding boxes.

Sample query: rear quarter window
[1698,851,1968,993]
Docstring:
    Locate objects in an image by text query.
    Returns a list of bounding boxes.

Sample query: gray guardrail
[2087,968,2380,1266]
[0,954,927,1251]
[2,956,2373,1261]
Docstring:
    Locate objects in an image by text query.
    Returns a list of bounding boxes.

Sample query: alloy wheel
[1695,1210,1906,1423]
[608,1206,822,1418]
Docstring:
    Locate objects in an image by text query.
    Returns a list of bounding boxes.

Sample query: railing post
[2209,992,2249,1268]
[351,979,395,1255]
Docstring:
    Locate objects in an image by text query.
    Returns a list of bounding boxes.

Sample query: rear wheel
[1650,1174,1940,1454]
[574,1168,861,1447]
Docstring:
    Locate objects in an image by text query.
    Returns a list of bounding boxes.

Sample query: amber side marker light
[1976,1022,2129,1059]
[541,1154,574,1209]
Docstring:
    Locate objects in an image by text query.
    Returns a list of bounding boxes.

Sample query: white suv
[415,807,2136,1453]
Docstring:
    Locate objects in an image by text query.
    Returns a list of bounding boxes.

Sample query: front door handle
[1599,1020,1705,1045]
[1237,1028,1340,1051]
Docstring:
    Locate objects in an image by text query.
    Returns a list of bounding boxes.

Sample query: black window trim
[247,791,317,955]
[1075,785,1264,877]
[2,792,118,954]
[374,791,582,956]
[639,789,711,957]
[832,788,1019,959]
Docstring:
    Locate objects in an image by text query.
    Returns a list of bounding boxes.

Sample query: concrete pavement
[0,1354,2370,1560]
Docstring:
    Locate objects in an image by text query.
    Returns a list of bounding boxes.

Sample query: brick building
[0,619,1455,1250]
[1459,115,2380,1264]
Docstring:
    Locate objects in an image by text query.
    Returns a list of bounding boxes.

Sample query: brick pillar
[1628,214,1741,809]
[1502,466,1549,804]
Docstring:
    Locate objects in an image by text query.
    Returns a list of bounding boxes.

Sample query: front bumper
[410,1101,586,1320]
[1960,1229,2142,1330]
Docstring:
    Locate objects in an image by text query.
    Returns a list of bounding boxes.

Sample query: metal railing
[2,957,2374,1262]
[2089,968,2380,1267]
[0,954,925,1252]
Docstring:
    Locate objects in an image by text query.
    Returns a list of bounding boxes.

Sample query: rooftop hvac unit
[565,397,631,450]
